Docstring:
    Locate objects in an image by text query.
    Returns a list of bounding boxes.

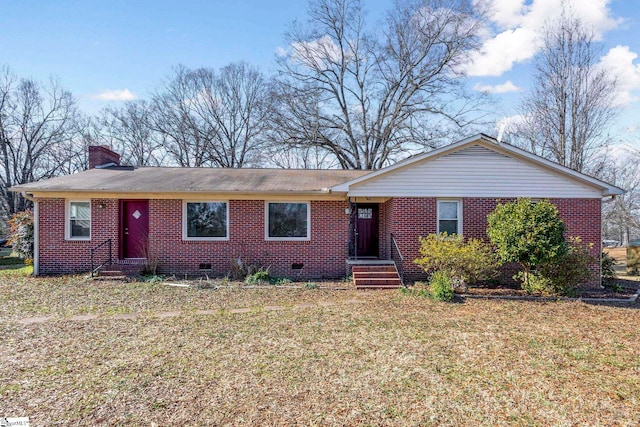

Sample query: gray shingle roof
[11,167,370,194]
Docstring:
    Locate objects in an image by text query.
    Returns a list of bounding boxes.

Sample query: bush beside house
[8,210,34,261]
[414,198,596,299]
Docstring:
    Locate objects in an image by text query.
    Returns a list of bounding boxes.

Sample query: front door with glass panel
[121,200,149,258]
[355,203,379,257]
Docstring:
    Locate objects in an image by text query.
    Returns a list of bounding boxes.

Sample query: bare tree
[0,66,82,215]
[199,62,271,167]
[150,65,213,167]
[515,13,617,173]
[263,144,340,169]
[600,150,640,244]
[271,0,487,170]
[150,63,271,168]
[99,100,165,166]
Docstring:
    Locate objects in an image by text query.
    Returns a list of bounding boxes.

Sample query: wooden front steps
[351,263,402,289]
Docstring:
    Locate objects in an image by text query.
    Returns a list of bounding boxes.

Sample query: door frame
[119,199,149,259]
[350,202,380,258]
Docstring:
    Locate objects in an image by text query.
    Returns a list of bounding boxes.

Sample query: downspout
[21,192,38,276]
[599,194,618,287]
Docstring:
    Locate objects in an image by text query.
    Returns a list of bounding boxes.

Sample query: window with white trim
[437,200,461,235]
[266,202,310,240]
[183,201,228,240]
[67,200,91,240]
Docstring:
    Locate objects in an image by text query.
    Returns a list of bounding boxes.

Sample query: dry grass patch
[1,277,639,425]
[0,276,347,321]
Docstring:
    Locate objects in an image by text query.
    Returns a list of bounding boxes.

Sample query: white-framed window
[183,201,229,240]
[66,200,91,240]
[437,199,462,235]
[265,201,310,241]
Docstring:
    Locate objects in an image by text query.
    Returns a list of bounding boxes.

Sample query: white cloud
[599,45,640,106]
[488,0,527,28]
[473,80,522,93]
[275,46,288,58]
[290,35,348,68]
[92,89,137,101]
[467,27,538,76]
[466,0,620,77]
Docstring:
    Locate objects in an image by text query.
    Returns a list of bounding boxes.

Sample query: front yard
[1,276,639,425]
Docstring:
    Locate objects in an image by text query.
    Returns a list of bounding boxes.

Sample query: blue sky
[1,0,639,146]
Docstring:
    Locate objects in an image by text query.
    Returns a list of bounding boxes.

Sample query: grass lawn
[1,276,638,425]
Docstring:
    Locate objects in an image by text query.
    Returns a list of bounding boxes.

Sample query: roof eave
[15,188,349,198]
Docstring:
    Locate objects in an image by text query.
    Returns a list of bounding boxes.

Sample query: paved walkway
[12,299,366,325]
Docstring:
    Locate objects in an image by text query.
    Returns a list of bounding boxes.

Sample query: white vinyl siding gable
[348,145,602,198]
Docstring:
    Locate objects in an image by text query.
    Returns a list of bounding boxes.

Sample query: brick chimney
[88,145,121,169]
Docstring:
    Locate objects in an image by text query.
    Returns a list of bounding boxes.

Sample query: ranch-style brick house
[11,134,623,287]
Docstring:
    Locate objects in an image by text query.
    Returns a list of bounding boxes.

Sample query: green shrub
[429,271,454,301]
[414,232,498,285]
[517,237,594,296]
[601,251,617,284]
[139,274,165,284]
[303,282,319,290]
[245,269,271,285]
[488,198,568,289]
[7,210,34,259]
[244,269,292,285]
[537,238,594,296]
[517,271,553,295]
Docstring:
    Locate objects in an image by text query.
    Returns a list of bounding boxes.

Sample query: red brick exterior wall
[38,198,350,279]
[383,197,437,280]
[38,198,120,274]
[382,197,602,285]
[37,196,601,285]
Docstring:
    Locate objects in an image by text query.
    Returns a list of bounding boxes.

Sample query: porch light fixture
[97,202,106,209]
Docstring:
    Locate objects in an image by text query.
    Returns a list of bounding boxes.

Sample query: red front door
[355,204,379,257]
[121,200,149,259]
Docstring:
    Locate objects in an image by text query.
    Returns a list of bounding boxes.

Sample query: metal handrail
[390,233,404,285]
[90,238,112,277]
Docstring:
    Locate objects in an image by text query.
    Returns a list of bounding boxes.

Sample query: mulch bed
[463,284,638,300]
